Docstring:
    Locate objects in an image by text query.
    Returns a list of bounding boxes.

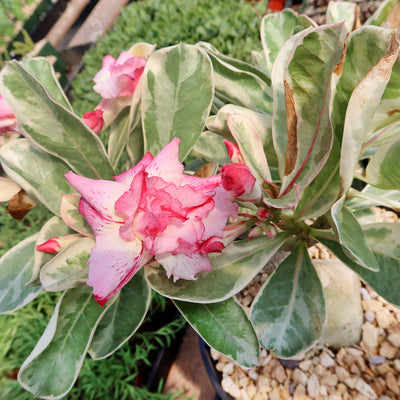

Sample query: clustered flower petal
[93,52,146,99]
[65,138,238,305]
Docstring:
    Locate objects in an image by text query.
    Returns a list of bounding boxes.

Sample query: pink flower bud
[220,163,261,202]
[36,234,82,253]
[256,207,271,221]
[83,109,105,134]
[223,140,243,163]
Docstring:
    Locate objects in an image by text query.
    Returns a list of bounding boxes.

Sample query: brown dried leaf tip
[6,190,36,220]
[284,80,298,176]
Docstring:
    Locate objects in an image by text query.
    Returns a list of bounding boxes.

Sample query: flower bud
[83,109,104,134]
[220,163,261,202]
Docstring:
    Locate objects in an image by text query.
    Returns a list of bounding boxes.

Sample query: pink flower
[82,109,104,134]
[220,163,261,202]
[93,52,146,100]
[65,138,238,305]
[0,93,18,134]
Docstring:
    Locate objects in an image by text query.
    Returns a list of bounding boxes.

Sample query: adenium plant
[0,2,400,398]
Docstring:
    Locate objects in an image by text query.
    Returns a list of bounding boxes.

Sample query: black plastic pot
[198,338,233,400]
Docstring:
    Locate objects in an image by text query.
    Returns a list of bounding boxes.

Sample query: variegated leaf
[364,134,400,190]
[205,104,277,168]
[0,60,114,180]
[142,43,213,161]
[18,286,114,399]
[326,1,360,31]
[227,114,271,182]
[339,30,399,194]
[60,193,93,236]
[40,237,94,292]
[89,269,151,360]
[278,24,348,196]
[0,233,42,314]
[197,44,273,115]
[30,216,73,285]
[21,58,72,110]
[176,297,259,367]
[0,139,73,216]
[250,241,326,358]
[331,197,379,271]
[345,185,400,211]
[261,9,316,76]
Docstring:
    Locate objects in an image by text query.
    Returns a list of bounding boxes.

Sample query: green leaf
[363,222,400,259]
[107,107,131,170]
[21,58,72,110]
[331,197,379,271]
[293,139,340,220]
[145,232,289,303]
[199,44,273,115]
[191,130,230,164]
[260,9,316,76]
[108,78,143,169]
[60,193,93,236]
[278,24,348,195]
[326,1,359,31]
[18,286,112,399]
[0,60,114,180]
[40,237,94,292]
[30,216,73,285]
[0,233,42,314]
[89,269,151,360]
[126,122,145,166]
[227,114,271,182]
[175,297,259,367]
[142,43,213,161]
[250,241,326,358]
[364,134,400,190]
[345,185,400,211]
[332,27,397,145]
[338,30,399,193]
[205,104,277,168]
[0,139,74,216]
[365,0,400,26]
[312,226,400,306]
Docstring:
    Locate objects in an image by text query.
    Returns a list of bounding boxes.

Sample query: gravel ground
[211,210,400,400]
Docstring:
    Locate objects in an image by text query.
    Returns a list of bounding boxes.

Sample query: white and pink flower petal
[87,231,151,306]
[79,198,122,235]
[156,252,212,282]
[201,186,238,239]
[114,152,154,184]
[65,171,128,222]
[146,137,184,182]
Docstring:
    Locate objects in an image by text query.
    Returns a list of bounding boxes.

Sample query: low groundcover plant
[0,1,400,398]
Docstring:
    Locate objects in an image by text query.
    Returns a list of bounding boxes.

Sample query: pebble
[306,373,320,398]
[362,322,379,348]
[385,371,399,394]
[369,355,386,365]
[364,310,376,323]
[221,375,241,398]
[379,342,398,359]
[355,379,377,399]
[387,332,400,347]
[320,351,335,368]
